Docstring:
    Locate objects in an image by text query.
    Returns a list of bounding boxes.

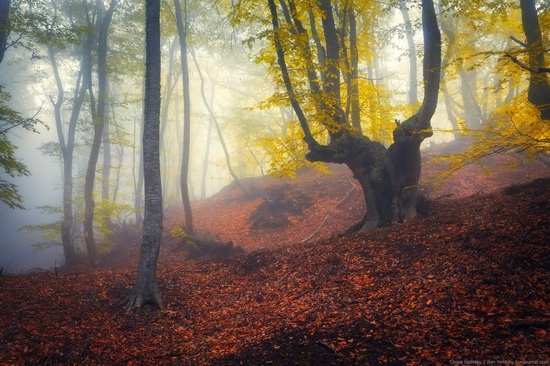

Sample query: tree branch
[267,0,317,147]
[504,53,550,73]
[509,35,528,48]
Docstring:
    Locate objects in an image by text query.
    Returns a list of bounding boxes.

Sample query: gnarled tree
[266,0,441,230]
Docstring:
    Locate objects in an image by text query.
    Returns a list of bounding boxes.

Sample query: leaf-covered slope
[170,151,548,256]
[1,175,548,365]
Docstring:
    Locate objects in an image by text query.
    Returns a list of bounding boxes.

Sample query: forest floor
[1,144,549,365]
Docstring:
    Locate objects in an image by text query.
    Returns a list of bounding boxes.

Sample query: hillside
[0,154,549,365]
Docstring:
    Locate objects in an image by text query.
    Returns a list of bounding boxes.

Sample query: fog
[0,1,533,272]
[0,125,63,272]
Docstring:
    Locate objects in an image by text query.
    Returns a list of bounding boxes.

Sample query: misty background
[1,0,532,272]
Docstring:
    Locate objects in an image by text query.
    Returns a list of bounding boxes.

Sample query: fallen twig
[300,180,356,243]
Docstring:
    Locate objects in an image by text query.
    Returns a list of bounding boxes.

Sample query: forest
[0,0,548,364]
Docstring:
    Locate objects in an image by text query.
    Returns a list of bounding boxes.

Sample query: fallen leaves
[1,163,549,365]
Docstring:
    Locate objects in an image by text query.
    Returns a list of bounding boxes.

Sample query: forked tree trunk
[125,0,163,310]
[269,0,441,230]
[48,44,86,265]
[47,0,96,264]
[83,0,116,267]
[385,0,441,224]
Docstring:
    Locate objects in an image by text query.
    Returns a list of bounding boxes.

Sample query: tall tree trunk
[519,0,550,120]
[386,0,441,223]
[125,0,163,310]
[200,117,212,199]
[459,67,483,130]
[133,113,144,227]
[102,122,111,203]
[504,76,516,103]
[174,89,183,192]
[109,92,122,204]
[338,5,360,131]
[101,116,114,231]
[83,0,116,267]
[439,4,462,138]
[47,6,96,264]
[0,0,10,63]
[174,0,193,235]
[160,38,180,205]
[399,0,418,105]
[199,81,216,199]
[48,45,81,265]
[112,130,123,205]
[190,47,249,196]
[308,7,326,84]
[348,7,361,132]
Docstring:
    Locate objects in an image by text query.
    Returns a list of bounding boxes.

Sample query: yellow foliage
[171,226,191,241]
[256,119,329,177]
[427,93,549,187]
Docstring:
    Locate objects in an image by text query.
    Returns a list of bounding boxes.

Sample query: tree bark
[348,7,361,132]
[0,0,10,63]
[133,85,145,228]
[160,38,180,205]
[439,10,461,138]
[125,0,163,310]
[111,114,124,205]
[459,67,483,130]
[101,116,114,231]
[83,0,116,267]
[200,116,212,199]
[399,0,418,105]
[386,0,441,222]
[519,0,550,120]
[308,7,326,84]
[102,122,111,203]
[47,7,96,264]
[174,0,193,236]
[48,46,78,265]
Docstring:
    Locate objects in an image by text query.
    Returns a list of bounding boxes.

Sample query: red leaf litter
[1,148,548,365]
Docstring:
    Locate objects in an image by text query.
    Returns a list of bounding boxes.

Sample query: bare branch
[504,53,550,73]
[509,35,528,48]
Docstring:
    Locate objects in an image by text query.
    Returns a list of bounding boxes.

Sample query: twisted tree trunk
[268,0,441,230]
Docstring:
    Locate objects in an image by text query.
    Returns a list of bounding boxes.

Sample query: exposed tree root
[122,289,164,311]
